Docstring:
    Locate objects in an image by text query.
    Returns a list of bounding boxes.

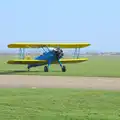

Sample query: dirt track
[0,75,120,90]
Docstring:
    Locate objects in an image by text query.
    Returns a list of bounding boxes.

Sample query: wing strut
[19,48,25,59]
[73,48,80,59]
[41,45,51,53]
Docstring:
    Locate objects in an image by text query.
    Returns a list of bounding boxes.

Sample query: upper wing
[7,58,88,64]
[8,43,90,48]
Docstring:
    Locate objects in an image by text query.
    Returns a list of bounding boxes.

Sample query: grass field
[0,55,120,120]
[0,88,120,120]
[0,55,120,77]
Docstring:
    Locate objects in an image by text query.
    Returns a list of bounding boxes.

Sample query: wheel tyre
[62,66,66,72]
[44,66,48,72]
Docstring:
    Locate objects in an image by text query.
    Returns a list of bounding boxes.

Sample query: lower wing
[56,58,88,64]
[7,59,47,64]
[7,58,88,64]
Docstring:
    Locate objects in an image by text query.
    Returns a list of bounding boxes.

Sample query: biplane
[7,42,91,72]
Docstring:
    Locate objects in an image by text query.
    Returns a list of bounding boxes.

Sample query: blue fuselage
[35,51,56,61]
[28,50,62,68]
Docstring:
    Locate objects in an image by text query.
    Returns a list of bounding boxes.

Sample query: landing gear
[44,66,48,72]
[27,63,66,72]
[27,65,30,71]
[57,59,66,72]
[61,65,66,72]
[43,65,66,72]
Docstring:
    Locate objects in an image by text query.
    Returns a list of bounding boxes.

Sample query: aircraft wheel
[44,66,48,72]
[62,65,66,72]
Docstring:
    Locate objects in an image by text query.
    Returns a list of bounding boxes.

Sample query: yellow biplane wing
[8,42,90,48]
[58,58,88,64]
[7,58,88,64]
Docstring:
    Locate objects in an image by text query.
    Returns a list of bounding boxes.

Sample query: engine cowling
[53,48,64,60]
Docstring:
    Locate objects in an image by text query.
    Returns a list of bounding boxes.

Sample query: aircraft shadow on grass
[0,70,61,75]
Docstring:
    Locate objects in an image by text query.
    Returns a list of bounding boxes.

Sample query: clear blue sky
[0,0,120,52]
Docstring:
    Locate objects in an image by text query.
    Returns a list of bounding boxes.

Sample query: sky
[0,0,120,52]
